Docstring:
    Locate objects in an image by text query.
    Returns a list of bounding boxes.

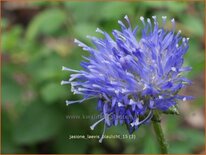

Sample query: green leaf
[2,110,22,153]
[143,135,159,153]
[182,16,203,37]
[184,39,204,78]
[140,1,187,12]
[169,142,191,153]
[169,129,205,153]
[1,18,8,30]
[99,2,134,20]
[166,115,180,132]
[179,129,205,146]
[2,73,22,105]
[54,113,90,154]
[54,129,88,154]
[73,23,98,40]
[64,2,103,23]
[26,8,67,40]
[2,25,23,53]
[13,103,64,144]
[28,53,66,83]
[40,83,67,103]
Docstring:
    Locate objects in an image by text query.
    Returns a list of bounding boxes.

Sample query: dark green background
[1,1,205,154]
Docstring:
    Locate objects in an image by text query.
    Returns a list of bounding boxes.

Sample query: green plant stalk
[152,111,168,154]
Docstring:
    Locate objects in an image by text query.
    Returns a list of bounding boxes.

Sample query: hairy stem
[152,111,168,154]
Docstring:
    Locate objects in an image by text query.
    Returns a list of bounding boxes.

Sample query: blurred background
[1,1,205,154]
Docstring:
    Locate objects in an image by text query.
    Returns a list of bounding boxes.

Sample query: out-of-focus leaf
[166,115,180,132]
[73,23,98,40]
[13,102,64,144]
[64,2,103,23]
[167,1,187,12]
[1,18,8,29]
[40,83,67,103]
[169,128,205,153]
[141,1,187,12]
[143,134,159,153]
[180,129,205,146]
[100,2,134,20]
[26,8,67,40]
[91,147,105,154]
[2,74,22,105]
[54,128,88,153]
[44,38,74,57]
[2,26,23,53]
[54,105,90,154]
[28,53,65,83]
[2,110,22,153]
[182,16,203,37]
[169,142,191,153]
[184,38,204,78]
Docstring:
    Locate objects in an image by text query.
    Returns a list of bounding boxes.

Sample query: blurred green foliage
[1,1,205,154]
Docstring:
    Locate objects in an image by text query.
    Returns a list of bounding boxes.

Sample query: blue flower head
[61,16,193,143]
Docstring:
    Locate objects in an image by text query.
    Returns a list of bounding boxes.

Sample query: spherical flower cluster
[61,15,192,143]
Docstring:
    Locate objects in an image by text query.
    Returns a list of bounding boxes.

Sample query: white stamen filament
[140,16,144,21]
[66,98,85,106]
[152,16,157,20]
[147,18,151,23]
[171,67,177,72]
[118,102,124,107]
[90,117,105,130]
[130,110,153,127]
[171,18,175,30]
[99,123,106,143]
[90,113,112,131]
[131,117,139,127]
[96,28,104,34]
[162,16,167,20]
[61,80,70,85]
[183,97,187,101]
[62,66,79,72]
[162,16,167,25]
[143,84,148,90]
[159,95,163,99]
[171,18,175,23]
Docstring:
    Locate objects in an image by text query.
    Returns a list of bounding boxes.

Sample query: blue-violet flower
[61,16,193,143]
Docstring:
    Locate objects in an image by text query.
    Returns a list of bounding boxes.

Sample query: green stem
[152,111,168,154]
